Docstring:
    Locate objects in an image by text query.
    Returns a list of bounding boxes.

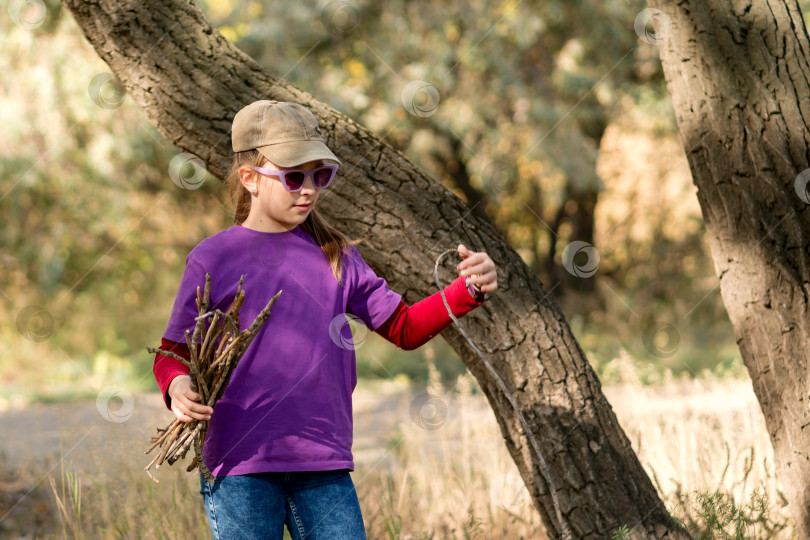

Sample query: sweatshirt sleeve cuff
[466,282,486,302]
[450,275,486,311]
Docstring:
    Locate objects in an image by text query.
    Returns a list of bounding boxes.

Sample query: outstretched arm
[376,241,498,350]
[375,243,497,350]
[375,274,486,350]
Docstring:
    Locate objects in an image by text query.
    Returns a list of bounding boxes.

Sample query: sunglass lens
[284,171,306,191]
[313,167,334,188]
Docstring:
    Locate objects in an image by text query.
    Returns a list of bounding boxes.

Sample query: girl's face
[239,158,331,232]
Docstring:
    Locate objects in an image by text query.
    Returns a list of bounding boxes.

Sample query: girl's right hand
[168,375,213,423]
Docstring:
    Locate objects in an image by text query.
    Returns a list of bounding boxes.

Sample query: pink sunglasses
[250,164,339,192]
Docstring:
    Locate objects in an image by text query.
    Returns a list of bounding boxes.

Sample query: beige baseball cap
[231,100,341,167]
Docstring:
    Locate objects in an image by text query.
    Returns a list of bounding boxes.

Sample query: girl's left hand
[457,244,498,294]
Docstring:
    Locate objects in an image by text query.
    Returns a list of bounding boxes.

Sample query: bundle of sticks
[144,272,282,484]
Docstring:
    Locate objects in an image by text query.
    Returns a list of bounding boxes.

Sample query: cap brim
[256,140,341,167]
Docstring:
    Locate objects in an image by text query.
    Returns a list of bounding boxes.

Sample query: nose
[299,172,317,194]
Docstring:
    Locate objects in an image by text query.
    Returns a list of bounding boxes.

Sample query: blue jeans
[198,468,367,540]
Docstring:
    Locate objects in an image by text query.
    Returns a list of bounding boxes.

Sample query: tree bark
[62,1,689,537]
[645,0,810,535]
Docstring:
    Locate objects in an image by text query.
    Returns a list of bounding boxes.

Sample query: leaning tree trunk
[645,0,810,535]
[62,1,689,537]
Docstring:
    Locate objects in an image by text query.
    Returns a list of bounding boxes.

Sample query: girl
[153,100,498,540]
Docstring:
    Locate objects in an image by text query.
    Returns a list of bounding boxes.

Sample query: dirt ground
[0,378,767,484]
[0,381,412,481]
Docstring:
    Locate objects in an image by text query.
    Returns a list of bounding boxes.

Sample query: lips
[293,203,311,209]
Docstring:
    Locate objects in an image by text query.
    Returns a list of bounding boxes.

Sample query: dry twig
[144,273,282,484]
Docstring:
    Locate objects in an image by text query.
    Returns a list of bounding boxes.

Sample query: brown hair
[222,150,361,287]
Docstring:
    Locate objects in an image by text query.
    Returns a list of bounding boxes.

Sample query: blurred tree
[205,0,657,299]
[0,1,230,379]
[61,0,690,537]
[646,0,810,535]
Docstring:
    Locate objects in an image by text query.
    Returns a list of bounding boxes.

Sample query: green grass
[651,447,793,539]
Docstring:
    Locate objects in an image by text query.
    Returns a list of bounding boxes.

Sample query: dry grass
[0,367,794,539]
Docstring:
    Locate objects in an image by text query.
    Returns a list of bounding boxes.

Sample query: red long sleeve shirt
[154,274,485,410]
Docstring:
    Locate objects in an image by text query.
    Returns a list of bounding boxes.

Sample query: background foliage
[4,0,809,403]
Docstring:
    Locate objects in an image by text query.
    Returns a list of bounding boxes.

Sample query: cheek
[266,183,292,208]
[271,197,291,212]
